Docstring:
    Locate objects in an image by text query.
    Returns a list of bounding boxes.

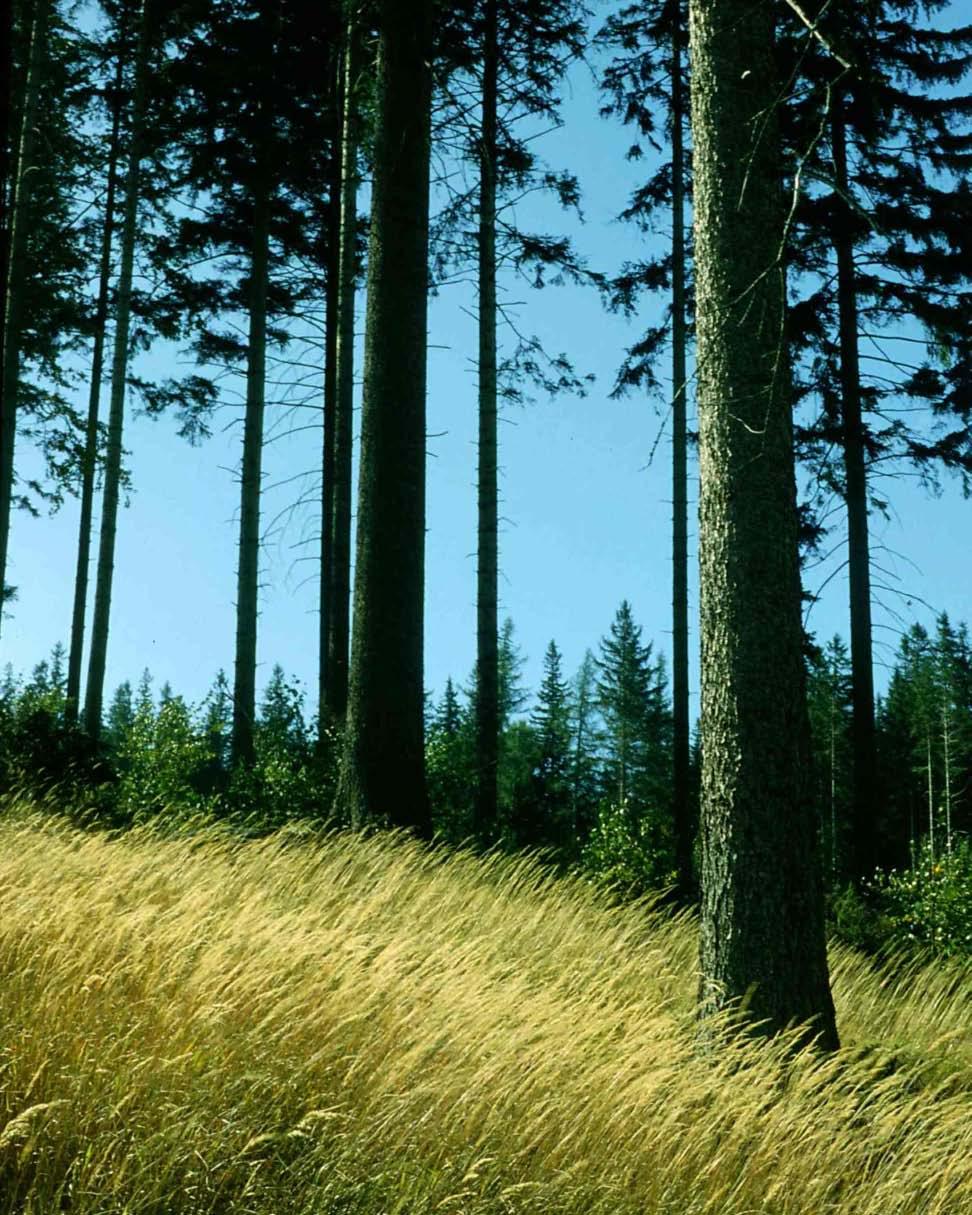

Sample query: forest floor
[1,805,971,1214]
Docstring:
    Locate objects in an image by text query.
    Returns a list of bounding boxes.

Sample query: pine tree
[690,0,837,1047]
[319,0,360,732]
[83,0,152,739]
[433,0,592,839]
[807,635,853,885]
[596,600,670,813]
[523,639,573,851]
[597,0,693,896]
[788,1,972,883]
[336,0,433,833]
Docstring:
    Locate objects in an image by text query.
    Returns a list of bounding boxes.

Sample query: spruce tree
[691,0,837,1046]
[788,1,972,883]
[598,0,693,895]
[335,0,433,833]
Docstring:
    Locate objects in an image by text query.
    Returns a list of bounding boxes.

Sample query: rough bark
[691,0,838,1048]
[474,0,499,842]
[0,0,13,446]
[831,95,876,884]
[320,11,358,734]
[83,0,149,738]
[670,3,692,900]
[0,0,48,636]
[66,55,123,725]
[335,0,432,833]
[319,37,340,739]
[231,178,270,768]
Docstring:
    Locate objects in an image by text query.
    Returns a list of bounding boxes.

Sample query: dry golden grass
[1,806,971,1214]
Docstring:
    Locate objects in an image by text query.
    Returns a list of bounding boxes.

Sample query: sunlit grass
[2,801,971,1214]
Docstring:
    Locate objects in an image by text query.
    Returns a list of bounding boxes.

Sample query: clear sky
[3,54,969,721]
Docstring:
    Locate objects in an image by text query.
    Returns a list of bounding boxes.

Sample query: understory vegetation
[2,808,972,1215]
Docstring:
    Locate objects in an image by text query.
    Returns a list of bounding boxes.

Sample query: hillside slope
[1,811,971,1214]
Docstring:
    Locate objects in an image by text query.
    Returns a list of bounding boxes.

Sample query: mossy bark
[691,0,838,1048]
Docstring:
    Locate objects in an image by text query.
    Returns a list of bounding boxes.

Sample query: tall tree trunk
[670,2,692,900]
[335,0,432,833]
[474,0,499,842]
[320,9,358,735]
[231,178,271,767]
[691,0,838,1048]
[319,37,341,739]
[0,0,14,440]
[831,95,877,885]
[0,0,49,635]
[83,0,150,738]
[66,54,124,725]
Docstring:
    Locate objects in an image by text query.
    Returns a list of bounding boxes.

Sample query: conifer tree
[434,0,591,840]
[319,0,361,731]
[691,0,837,1047]
[788,0,972,882]
[83,0,151,739]
[524,639,573,850]
[598,0,693,895]
[336,0,433,833]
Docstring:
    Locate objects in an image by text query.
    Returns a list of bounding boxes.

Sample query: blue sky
[3,55,969,720]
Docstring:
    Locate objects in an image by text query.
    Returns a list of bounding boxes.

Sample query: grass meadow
[1,806,972,1214]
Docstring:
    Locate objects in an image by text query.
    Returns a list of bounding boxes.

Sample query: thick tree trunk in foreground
[474,0,499,842]
[231,179,271,768]
[832,96,876,884]
[320,12,358,735]
[670,3,692,900]
[335,0,432,833]
[84,0,149,738]
[691,0,838,1048]
[66,57,123,725]
[0,0,49,636]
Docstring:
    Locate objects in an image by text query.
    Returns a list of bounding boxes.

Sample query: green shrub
[869,838,972,957]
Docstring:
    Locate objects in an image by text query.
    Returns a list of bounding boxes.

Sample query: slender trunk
[0,0,14,433]
[926,728,934,859]
[474,0,499,841]
[0,0,48,634]
[942,697,952,854]
[670,4,692,899]
[691,0,837,1047]
[231,179,271,768]
[829,694,837,883]
[83,0,149,738]
[335,0,432,833]
[66,56,123,725]
[832,97,877,885]
[321,12,358,732]
[319,38,341,738]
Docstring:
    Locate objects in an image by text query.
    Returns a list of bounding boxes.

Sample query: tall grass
[1,807,971,1214]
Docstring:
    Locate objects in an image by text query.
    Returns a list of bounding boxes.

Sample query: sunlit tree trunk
[670,1,692,900]
[84,0,149,737]
[320,9,358,735]
[691,0,838,1048]
[832,96,877,885]
[66,54,123,725]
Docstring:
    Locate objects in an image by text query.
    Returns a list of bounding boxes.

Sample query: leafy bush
[869,839,972,957]
[581,798,674,897]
